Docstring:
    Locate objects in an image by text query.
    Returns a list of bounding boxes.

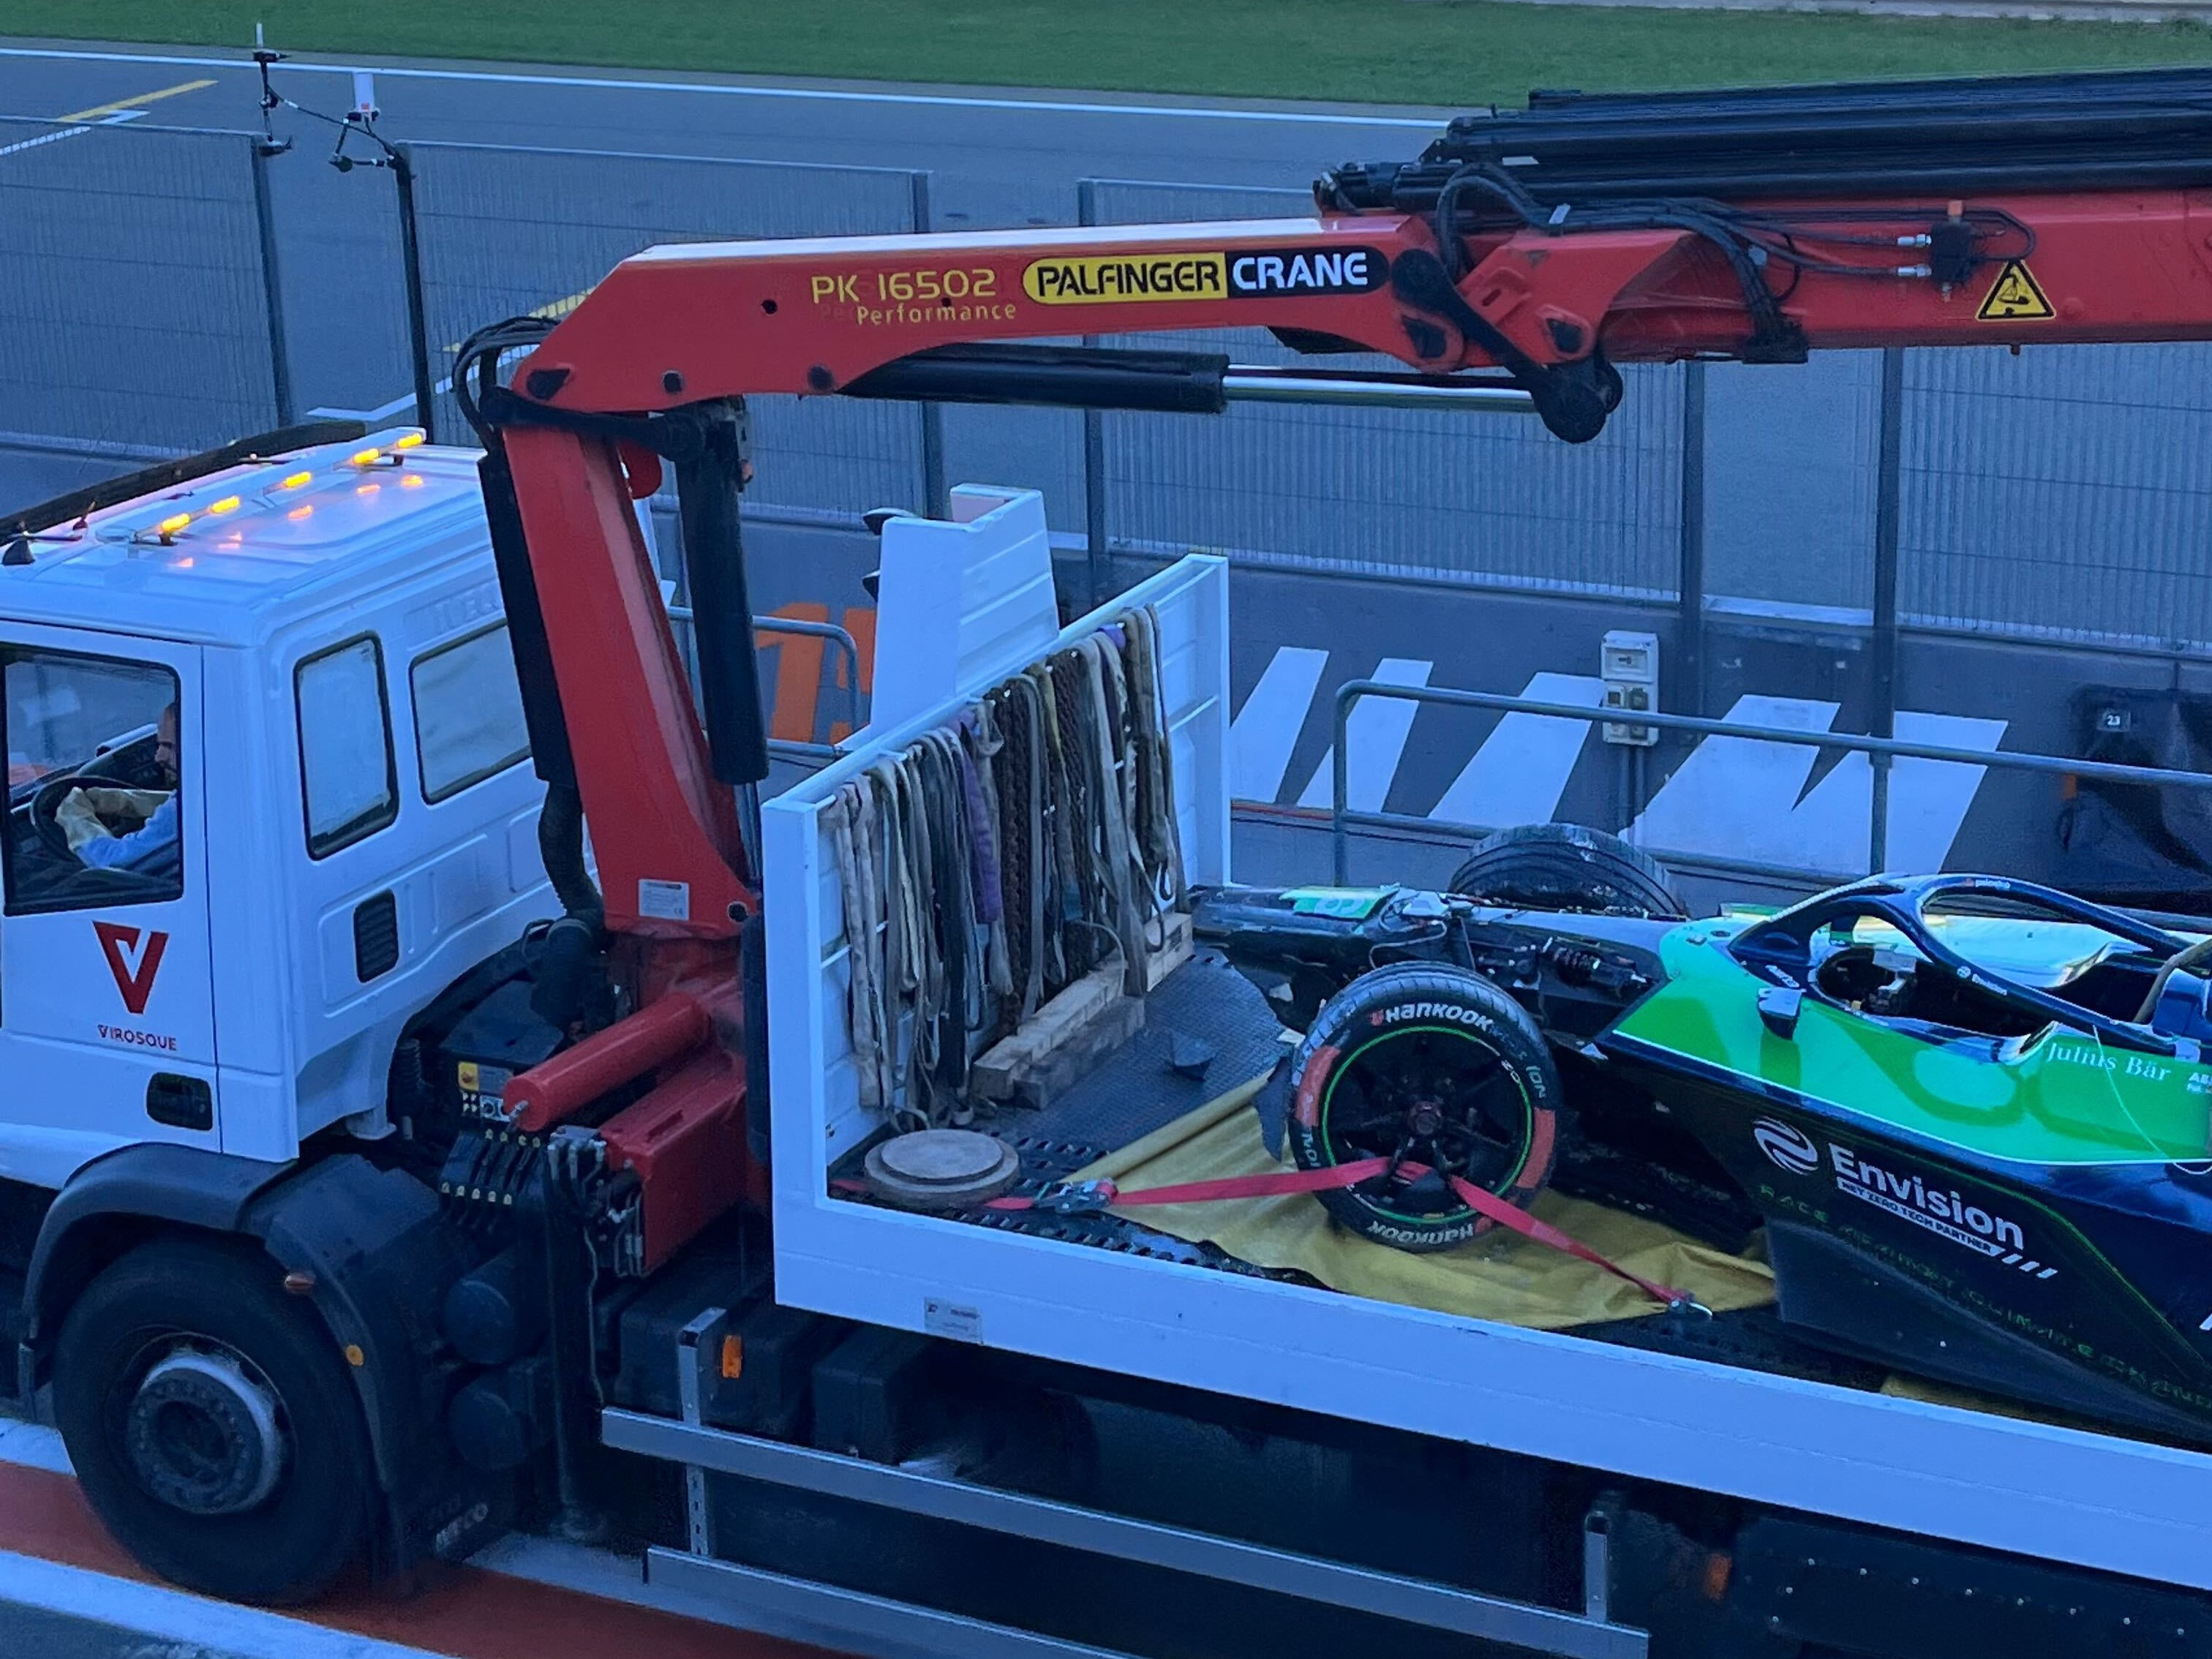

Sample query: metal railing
[1328,680,2212,887]
[18,124,2212,664]
[668,608,865,764]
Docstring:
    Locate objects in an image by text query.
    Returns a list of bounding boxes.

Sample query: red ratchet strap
[1437,1171,1692,1309]
[985,1161,1693,1309]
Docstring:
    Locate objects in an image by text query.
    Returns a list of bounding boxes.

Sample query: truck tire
[1448,822,1686,919]
[53,1235,373,1606]
[1286,963,1562,1252]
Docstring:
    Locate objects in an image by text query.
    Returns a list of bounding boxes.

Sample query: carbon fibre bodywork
[1194,875,2212,1445]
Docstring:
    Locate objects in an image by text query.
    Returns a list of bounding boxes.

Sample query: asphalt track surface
[0,1418,827,1659]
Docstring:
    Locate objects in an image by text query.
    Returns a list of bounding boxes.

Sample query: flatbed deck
[763,534,2212,1596]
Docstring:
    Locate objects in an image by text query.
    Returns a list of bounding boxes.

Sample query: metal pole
[1083,410,1110,609]
[1869,347,1906,873]
[1675,361,1706,716]
[672,609,865,745]
[1323,677,2212,887]
[910,170,947,517]
[1220,369,1531,413]
[248,140,296,427]
[1077,180,1113,610]
[1332,700,1353,885]
[391,147,438,443]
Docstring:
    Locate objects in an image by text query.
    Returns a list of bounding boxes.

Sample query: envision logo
[1753,1117,1819,1175]
[1829,1146,2056,1279]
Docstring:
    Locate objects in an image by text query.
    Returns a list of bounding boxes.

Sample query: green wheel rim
[1315,1023,1535,1226]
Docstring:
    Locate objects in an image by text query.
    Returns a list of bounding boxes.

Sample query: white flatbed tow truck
[1,418,2209,1659]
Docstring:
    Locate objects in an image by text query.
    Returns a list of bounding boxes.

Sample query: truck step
[647,1548,1140,1659]
[606,1410,1644,1659]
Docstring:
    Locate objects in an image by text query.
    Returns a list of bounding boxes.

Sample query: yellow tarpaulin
[1075,1078,1777,1331]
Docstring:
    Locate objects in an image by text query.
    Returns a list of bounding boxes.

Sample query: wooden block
[1015,994,1145,1112]
[972,961,1143,1105]
[1139,911,1194,996]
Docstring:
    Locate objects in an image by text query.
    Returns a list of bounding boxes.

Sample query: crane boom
[514,193,2212,427]
[459,65,2212,960]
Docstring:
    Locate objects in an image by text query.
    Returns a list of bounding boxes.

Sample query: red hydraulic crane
[455,65,2212,1255]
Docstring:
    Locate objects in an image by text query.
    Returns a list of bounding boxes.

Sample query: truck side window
[2,649,184,914]
[411,623,531,803]
[296,636,398,858]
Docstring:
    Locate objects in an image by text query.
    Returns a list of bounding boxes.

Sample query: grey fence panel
[1900,342,2212,650]
[1699,353,1883,618]
[404,141,927,517]
[0,118,279,462]
[1083,178,1682,598]
[938,405,1087,535]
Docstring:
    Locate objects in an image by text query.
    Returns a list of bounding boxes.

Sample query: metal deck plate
[1009,950,1287,1154]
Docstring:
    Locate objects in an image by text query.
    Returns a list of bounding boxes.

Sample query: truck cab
[1,429,553,1192]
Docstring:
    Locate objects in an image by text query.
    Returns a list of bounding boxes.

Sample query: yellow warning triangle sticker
[1977,259,2054,322]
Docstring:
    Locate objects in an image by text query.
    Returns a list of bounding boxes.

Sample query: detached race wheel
[53,1237,374,1606]
[1286,963,1562,1252]
[1449,822,1686,919]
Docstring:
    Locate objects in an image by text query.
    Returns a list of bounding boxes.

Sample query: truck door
[0,633,218,1186]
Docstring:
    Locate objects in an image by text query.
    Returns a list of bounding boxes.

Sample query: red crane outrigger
[456,66,2212,1263]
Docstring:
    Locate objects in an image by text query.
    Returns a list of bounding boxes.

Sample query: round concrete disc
[863,1129,1022,1210]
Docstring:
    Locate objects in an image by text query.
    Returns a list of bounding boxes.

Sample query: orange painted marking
[766,601,832,743]
[761,602,877,745]
[0,1460,824,1659]
[832,605,878,745]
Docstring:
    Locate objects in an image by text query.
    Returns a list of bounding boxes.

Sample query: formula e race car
[1192,827,2212,1446]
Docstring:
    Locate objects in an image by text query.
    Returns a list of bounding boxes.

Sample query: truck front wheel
[53,1236,373,1605]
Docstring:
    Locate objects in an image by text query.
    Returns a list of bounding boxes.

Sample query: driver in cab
[71,704,179,870]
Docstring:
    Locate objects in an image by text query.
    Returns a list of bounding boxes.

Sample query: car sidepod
[1597,924,2212,1444]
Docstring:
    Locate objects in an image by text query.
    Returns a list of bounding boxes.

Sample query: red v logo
[93,922,169,1017]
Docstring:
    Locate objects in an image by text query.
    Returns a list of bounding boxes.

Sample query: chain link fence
[1698,352,1883,620]
[1080,178,1685,599]
[0,117,283,473]
[10,122,2212,659]
[1900,342,2212,649]
[402,140,932,519]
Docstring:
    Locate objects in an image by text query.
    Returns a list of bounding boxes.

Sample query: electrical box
[1600,630,1660,747]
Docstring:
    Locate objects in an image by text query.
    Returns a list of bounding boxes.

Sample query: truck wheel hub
[124,1349,287,1516]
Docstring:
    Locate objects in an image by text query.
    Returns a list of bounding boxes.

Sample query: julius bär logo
[94,922,169,1017]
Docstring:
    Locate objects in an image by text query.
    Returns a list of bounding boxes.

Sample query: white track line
[0,45,1440,127]
[0,1548,451,1659]
[0,1418,72,1475]
[0,122,90,157]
